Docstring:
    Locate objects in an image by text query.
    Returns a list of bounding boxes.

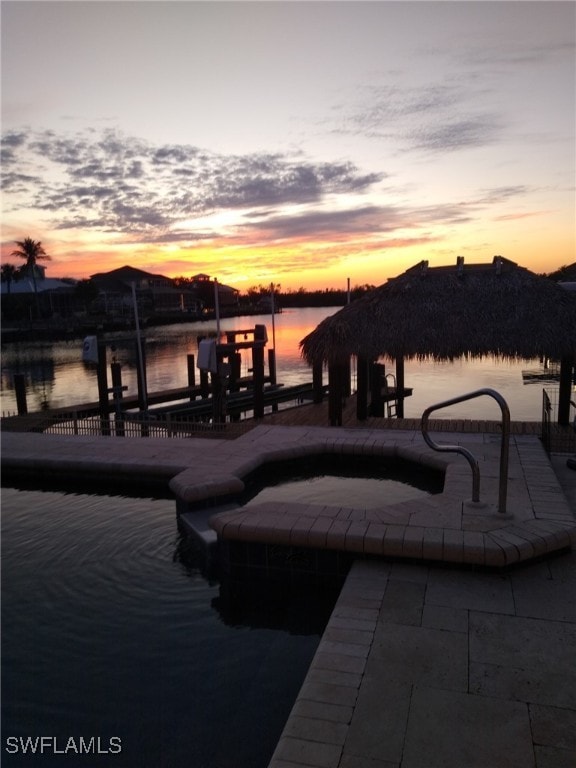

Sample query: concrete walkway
[2,428,575,767]
[269,545,576,768]
[269,452,576,768]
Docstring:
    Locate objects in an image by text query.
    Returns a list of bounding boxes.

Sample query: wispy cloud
[408,115,503,153]
[330,75,505,154]
[493,211,548,222]
[474,186,532,205]
[1,128,383,240]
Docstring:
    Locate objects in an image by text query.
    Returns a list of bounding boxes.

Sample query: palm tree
[11,237,51,316]
[1,263,19,294]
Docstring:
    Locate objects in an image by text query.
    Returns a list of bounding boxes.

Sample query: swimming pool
[1,485,339,767]
[241,453,444,509]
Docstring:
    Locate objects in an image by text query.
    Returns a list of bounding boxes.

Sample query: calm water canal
[1,306,550,420]
[1,484,339,767]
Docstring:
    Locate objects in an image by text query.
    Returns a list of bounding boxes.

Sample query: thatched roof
[300,256,576,365]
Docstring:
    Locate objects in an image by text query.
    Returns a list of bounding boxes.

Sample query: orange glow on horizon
[1,222,573,292]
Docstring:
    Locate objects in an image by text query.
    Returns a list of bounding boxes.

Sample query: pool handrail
[420,388,511,514]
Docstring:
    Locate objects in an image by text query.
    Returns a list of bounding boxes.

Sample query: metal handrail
[384,373,397,417]
[421,388,511,514]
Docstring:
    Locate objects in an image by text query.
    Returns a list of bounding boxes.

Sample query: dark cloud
[1,131,31,170]
[0,128,383,238]
[1,131,27,147]
[237,199,474,244]
[244,205,386,240]
[206,158,381,210]
[1,172,43,192]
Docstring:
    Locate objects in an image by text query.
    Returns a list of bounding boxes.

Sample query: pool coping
[170,425,575,568]
[2,425,574,567]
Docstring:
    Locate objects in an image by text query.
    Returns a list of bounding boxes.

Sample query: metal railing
[421,388,510,514]
[0,411,243,440]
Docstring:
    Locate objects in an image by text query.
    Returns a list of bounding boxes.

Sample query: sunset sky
[1,0,574,291]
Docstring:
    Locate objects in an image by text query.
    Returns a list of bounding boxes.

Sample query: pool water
[242,454,444,509]
[248,474,434,508]
[1,486,338,768]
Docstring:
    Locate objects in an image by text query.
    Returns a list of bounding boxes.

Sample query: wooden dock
[2,390,562,438]
[257,393,545,434]
[2,372,574,452]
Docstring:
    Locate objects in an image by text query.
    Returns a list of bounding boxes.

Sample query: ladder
[384,373,398,417]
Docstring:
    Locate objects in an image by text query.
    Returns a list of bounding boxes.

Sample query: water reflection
[0,307,550,420]
[1,485,327,768]
[212,578,340,634]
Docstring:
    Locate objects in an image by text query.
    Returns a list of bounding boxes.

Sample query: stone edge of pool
[170,425,575,568]
[2,425,575,567]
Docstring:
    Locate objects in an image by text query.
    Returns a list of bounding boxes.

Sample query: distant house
[1,264,77,318]
[89,265,202,316]
[189,273,239,310]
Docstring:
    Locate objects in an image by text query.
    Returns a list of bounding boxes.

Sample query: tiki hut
[300,256,576,425]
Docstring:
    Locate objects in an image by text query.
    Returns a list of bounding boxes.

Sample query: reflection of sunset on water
[0,308,551,421]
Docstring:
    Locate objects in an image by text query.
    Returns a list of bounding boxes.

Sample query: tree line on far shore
[238,282,377,308]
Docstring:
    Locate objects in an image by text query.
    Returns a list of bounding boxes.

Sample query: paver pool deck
[2,424,575,767]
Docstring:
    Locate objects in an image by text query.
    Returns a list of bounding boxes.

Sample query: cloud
[457,38,575,71]
[240,201,473,244]
[1,125,526,282]
[247,206,385,239]
[331,80,504,154]
[493,211,547,222]
[1,127,383,240]
[409,116,502,153]
[474,186,531,205]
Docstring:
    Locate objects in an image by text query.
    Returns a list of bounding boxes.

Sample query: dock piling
[187,354,196,398]
[14,374,28,415]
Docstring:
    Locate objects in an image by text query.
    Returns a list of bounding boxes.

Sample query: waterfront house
[89,265,202,318]
[1,264,77,320]
[187,273,240,313]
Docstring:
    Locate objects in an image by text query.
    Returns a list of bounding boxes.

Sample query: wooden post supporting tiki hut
[300,257,576,426]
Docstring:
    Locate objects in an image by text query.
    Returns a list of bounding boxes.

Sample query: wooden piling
[252,344,265,419]
[369,362,385,417]
[328,362,343,426]
[268,348,277,386]
[187,354,196,398]
[14,374,28,415]
[312,362,323,403]
[395,356,405,418]
[96,341,111,436]
[111,362,125,436]
[356,356,369,420]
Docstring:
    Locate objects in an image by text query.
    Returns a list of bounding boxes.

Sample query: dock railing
[421,388,510,514]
